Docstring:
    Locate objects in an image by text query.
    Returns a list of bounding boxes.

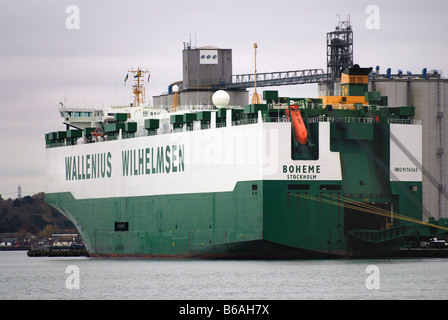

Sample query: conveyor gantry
[227,69,328,89]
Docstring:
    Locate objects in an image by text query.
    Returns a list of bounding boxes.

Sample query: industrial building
[152,43,248,108]
[371,73,448,220]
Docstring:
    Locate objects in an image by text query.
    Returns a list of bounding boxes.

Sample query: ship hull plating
[45,119,427,258]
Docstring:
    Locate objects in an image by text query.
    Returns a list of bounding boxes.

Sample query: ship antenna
[128,67,149,106]
[251,43,260,104]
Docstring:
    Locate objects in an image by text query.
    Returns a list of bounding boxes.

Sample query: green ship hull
[46,176,435,259]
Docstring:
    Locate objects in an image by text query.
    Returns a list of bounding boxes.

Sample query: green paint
[46,181,263,257]
[45,175,428,258]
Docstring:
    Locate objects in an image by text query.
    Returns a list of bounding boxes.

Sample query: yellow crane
[251,43,261,104]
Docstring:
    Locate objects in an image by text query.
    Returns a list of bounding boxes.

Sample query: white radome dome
[212,90,230,108]
[172,85,179,93]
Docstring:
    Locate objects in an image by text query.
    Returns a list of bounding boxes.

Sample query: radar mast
[127,67,150,106]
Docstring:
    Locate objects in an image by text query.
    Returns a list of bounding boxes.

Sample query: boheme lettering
[65,152,112,181]
[121,145,185,176]
[283,165,321,174]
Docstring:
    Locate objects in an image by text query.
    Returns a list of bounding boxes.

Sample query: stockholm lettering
[283,165,320,180]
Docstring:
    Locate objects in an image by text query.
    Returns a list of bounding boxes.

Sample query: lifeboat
[285,105,308,145]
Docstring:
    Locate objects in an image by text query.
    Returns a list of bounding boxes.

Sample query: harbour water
[1,251,447,300]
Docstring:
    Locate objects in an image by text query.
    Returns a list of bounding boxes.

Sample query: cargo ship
[44,43,448,258]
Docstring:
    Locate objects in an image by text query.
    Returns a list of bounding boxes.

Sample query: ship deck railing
[388,118,422,125]
[46,142,67,149]
[308,115,422,126]
[260,117,289,123]
[232,118,258,126]
[308,115,373,124]
[46,112,421,148]
[156,104,242,111]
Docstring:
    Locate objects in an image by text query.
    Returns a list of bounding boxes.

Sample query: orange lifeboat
[285,105,308,145]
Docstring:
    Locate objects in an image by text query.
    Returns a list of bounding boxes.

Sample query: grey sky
[0,0,447,197]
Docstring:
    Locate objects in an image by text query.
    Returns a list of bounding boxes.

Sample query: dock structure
[27,248,88,257]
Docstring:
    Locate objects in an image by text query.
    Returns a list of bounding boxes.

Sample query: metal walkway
[227,69,328,89]
[225,69,440,90]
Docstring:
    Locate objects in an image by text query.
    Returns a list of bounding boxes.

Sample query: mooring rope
[288,192,448,232]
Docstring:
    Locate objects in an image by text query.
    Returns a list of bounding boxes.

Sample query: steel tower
[327,18,353,82]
